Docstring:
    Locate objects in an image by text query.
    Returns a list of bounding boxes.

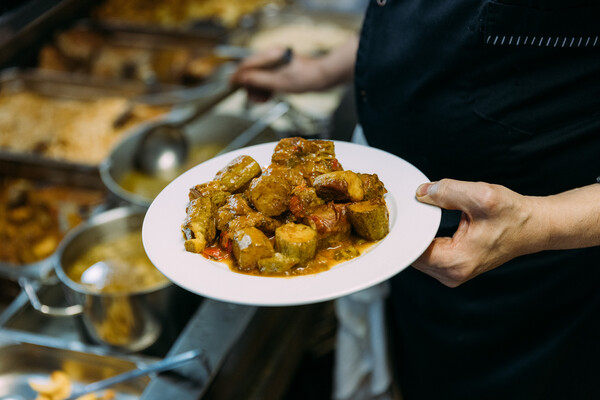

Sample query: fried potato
[29,371,71,399]
[29,371,117,400]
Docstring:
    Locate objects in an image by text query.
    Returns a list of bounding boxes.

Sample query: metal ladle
[133,81,236,177]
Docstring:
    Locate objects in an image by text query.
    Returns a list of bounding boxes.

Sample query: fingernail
[416,182,437,197]
[416,183,430,197]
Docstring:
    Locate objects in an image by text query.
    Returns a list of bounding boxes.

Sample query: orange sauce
[201,235,379,278]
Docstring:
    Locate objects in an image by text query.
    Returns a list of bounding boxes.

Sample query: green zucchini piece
[258,252,300,273]
[214,155,262,193]
[182,196,217,253]
[347,199,390,241]
[275,222,318,263]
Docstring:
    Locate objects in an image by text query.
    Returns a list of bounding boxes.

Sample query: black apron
[355,1,600,399]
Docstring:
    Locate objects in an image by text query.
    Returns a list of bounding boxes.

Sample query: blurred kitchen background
[0,0,371,399]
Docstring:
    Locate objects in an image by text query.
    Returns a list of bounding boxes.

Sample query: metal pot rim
[54,206,173,297]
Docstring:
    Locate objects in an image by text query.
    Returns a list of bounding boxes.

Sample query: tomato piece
[219,231,233,254]
[289,195,304,217]
[330,158,341,171]
[202,246,228,261]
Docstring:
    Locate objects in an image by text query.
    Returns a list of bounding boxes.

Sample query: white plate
[143,141,440,306]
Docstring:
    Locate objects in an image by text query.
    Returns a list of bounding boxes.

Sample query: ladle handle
[66,349,204,400]
[216,101,290,156]
[174,81,239,127]
[19,277,84,317]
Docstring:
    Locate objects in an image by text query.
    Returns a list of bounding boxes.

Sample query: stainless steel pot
[99,110,282,208]
[20,206,189,353]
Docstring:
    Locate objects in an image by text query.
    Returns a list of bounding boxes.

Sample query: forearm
[311,35,359,91]
[530,183,600,251]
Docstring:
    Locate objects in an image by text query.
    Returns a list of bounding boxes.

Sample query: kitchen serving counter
[0,277,334,400]
[0,279,254,399]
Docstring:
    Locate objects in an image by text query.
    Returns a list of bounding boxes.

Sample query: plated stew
[181,137,390,276]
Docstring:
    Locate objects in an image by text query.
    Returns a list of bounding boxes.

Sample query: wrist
[523,184,600,252]
[307,36,358,91]
[305,56,352,91]
[521,195,553,254]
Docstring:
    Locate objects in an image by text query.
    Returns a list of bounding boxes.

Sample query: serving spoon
[132,80,236,177]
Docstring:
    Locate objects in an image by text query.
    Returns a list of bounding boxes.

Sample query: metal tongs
[64,349,205,400]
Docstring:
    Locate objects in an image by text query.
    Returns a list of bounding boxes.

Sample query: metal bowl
[57,206,172,352]
[100,111,281,208]
[22,206,198,353]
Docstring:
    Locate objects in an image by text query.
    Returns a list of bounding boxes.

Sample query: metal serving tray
[0,0,228,70]
[0,166,107,282]
[0,68,174,167]
[32,19,229,87]
[0,332,150,399]
[0,67,180,101]
[87,0,256,36]
[0,0,98,68]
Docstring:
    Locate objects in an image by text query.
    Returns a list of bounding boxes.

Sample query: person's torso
[355,0,600,199]
[354,1,600,399]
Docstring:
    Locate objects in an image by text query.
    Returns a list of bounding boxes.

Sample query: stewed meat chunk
[313,170,364,202]
[216,193,253,231]
[270,137,342,183]
[226,211,282,236]
[263,165,307,187]
[248,174,292,217]
[189,180,230,207]
[304,202,351,248]
[232,227,274,271]
[289,184,325,218]
[358,173,387,200]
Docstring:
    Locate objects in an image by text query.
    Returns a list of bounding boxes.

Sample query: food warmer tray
[0,331,151,399]
[0,0,98,68]
[0,0,231,71]
[0,68,158,282]
[0,154,109,282]
[0,68,172,173]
